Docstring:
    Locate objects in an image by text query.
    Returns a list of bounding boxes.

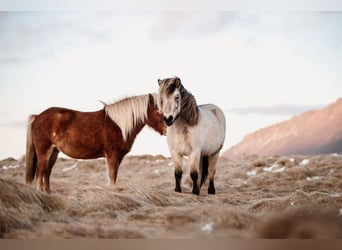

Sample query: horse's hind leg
[35,148,53,192]
[199,156,209,188]
[207,153,219,195]
[44,147,59,193]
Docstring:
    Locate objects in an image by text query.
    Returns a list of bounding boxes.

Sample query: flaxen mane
[105,94,155,141]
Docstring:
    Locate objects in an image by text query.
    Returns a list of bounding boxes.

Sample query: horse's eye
[175,96,180,102]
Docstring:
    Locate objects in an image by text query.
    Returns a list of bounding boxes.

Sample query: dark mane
[179,84,199,126]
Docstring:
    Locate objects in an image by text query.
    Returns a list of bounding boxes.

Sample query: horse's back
[199,104,226,131]
[33,107,79,132]
[35,107,104,125]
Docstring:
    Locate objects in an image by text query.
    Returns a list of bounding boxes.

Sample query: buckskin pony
[157,77,226,195]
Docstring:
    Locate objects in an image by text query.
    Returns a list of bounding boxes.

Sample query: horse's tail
[200,156,208,187]
[25,115,37,185]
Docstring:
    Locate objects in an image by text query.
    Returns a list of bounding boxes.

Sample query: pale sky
[1,2,342,159]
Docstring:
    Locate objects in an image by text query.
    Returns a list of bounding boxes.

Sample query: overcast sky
[1,3,342,159]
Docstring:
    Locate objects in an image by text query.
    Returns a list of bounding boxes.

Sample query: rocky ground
[1,153,342,238]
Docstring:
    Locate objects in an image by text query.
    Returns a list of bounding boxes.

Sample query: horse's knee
[190,171,198,183]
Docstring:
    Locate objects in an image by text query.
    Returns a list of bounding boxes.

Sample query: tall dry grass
[1,154,342,238]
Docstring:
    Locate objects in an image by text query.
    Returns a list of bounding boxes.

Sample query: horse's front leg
[172,154,183,193]
[207,153,219,195]
[189,151,201,195]
[106,151,125,186]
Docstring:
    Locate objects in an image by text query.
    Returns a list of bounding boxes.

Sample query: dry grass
[1,154,342,238]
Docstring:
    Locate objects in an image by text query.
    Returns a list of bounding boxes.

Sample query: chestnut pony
[25,93,166,193]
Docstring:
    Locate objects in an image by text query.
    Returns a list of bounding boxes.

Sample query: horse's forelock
[159,77,181,96]
[166,83,177,95]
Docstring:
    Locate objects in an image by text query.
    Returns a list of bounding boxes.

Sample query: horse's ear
[175,77,181,88]
[148,93,154,104]
[158,79,161,86]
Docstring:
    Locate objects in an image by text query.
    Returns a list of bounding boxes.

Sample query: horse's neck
[180,91,199,126]
[125,121,145,142]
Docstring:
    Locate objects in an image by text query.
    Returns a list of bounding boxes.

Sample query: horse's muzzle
[163,116,174,126]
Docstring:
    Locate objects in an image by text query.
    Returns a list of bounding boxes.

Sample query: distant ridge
[223,98,342,159]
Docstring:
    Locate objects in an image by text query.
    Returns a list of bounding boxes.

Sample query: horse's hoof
[175,187,182,193]
[192,186,200,195]
[208,187,216,195]
[208,180,215,194]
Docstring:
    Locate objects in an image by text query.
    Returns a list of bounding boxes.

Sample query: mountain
[223,98,342,159]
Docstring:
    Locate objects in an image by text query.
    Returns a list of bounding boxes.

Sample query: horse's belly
[55,142,103,159]
[201,138,223,155]
[198,115,225,155]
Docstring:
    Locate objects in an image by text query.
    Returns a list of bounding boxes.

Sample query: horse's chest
[167,126,193,155]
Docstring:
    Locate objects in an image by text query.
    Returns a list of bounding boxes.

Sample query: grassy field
[1,154,342,238]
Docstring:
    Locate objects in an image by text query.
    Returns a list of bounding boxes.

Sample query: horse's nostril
[163,116,173,125]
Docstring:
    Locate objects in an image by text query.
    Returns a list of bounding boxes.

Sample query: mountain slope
[223,98,342,159]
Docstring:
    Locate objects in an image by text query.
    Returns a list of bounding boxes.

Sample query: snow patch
[330,193,341,198]
[263,164,286,173]
[153,167,171,175]
[306,176,321,181]
[201,223,213,233]
[155,159,165,163]
[2,164,20,170]
[263,164,278,172]
[273,166,286,173]
[246,170,257,177]
[300,159,310,166]
[62,163,78,172]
